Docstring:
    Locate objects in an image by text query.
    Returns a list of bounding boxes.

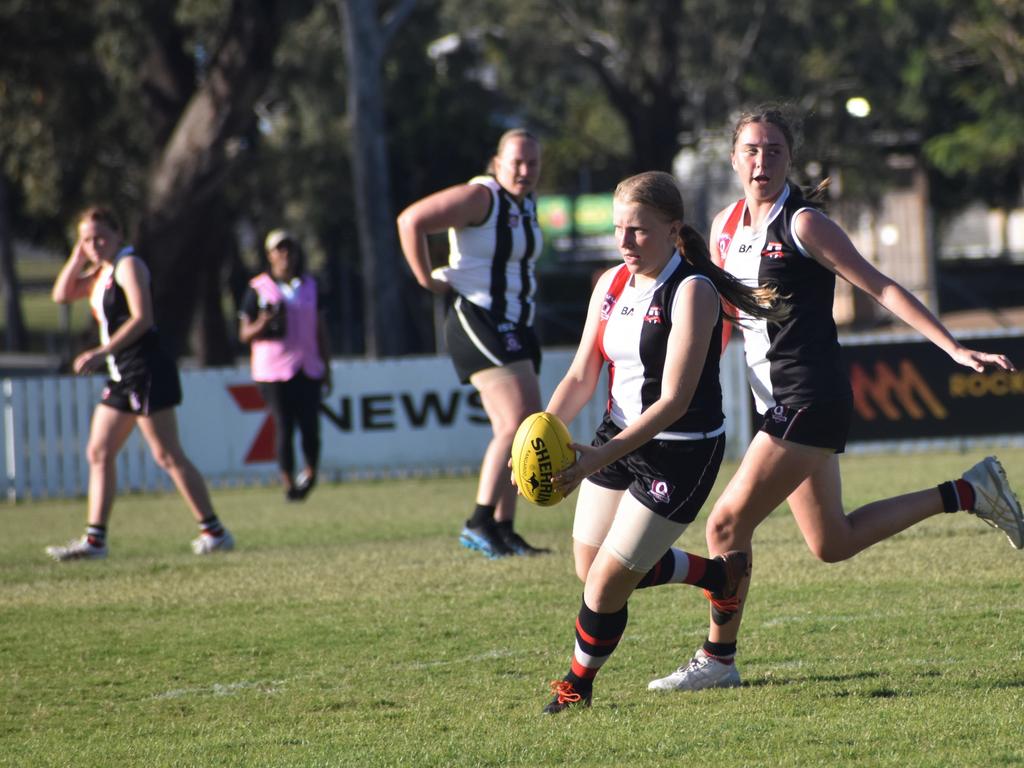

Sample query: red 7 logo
[227,384,276,463]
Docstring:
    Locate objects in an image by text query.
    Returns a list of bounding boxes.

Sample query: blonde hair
[486,128,539,175]
[614,171,789,323]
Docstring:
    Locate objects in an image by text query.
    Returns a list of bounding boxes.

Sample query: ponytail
[676,225,789,324]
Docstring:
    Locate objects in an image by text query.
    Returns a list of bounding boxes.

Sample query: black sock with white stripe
[199,516,224,537]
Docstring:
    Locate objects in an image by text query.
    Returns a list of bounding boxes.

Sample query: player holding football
[532,171,788,713]
[648,106,1022,693]
[45,206,233,561]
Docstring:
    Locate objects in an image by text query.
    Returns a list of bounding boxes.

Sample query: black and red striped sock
[938,478,976,512]
[635,548,725,591]
[562,598,628,695]
[702,638,737,664]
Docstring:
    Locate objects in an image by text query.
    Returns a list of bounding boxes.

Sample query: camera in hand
[261,302,287,339]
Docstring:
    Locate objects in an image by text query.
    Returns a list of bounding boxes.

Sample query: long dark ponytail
[613,171,789,323]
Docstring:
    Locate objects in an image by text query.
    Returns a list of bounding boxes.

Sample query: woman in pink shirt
[239,229,332,501]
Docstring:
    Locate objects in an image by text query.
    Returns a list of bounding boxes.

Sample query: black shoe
[705,550,750,625]
[285,487,304,502]
[499,529,551,556]
[542,680,592,715]
[459,523,514,558]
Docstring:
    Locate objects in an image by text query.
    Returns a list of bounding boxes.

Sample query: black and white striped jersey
[718,183,851,412]
[439,175,542,326]
[88,248,168,383]
[596,252,724,439]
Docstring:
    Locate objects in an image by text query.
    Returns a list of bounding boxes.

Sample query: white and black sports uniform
[89,248,182,415]
[437,176,543,383]
[718,183,852,451]
[587,253,726,522]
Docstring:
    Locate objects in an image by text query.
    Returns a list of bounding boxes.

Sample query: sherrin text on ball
[512,412,575,506]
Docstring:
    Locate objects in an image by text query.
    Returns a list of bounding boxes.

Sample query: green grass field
[2,450,1023,767]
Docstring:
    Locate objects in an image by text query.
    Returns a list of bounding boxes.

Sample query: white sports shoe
[45,536,108,562]
[648,648,741,691]
[963,456,1024,550]
[191,529,235,555]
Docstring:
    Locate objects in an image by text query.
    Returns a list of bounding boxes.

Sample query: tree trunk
[137,0,281,363]
[0,172,28,352]
[337,0,419,357]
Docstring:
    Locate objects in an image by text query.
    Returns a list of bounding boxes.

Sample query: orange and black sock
[199,516,224,537]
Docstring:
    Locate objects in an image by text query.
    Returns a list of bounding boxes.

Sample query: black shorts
[586,416,725,524]
[100,359,182,416]
[445,295,541,384]
[758,397,852,453]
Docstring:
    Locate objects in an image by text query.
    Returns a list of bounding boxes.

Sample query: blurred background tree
[0,0,1021,363]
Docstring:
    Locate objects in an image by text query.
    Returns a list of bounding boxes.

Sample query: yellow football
[511,411,575,506]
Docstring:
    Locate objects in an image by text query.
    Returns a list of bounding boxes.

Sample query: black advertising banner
[840,332,1024,442]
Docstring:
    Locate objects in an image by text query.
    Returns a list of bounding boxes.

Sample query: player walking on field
[398,129,548,558]
[534,171,788,713]
[45,206,234,561]
[649,107,1022,693]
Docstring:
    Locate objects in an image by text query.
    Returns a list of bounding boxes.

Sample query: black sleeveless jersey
[89,249,172,383]
[718,184,851,411]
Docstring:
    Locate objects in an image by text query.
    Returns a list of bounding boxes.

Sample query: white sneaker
[191,528,235,555]
[648,648,741,691]
[963,456,1024,549]
[46,536,107,562]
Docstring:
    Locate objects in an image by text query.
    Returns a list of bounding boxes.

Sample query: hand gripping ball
[511,412,575,506]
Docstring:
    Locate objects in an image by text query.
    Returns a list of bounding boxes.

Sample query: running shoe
[963,456,1024,549]
[647,648,741,691]
[459,523,513,558]
[542,680,592,714]
[45,536,107,562]
[499,528,551,556]
[191,528,235,555]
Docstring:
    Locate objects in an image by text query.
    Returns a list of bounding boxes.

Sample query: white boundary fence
[0,344,753,502]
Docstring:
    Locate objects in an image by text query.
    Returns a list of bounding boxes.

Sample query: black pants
[259,372,322,477]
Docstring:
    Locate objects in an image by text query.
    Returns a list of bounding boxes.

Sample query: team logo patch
[129,390,143,413]
[101,386,112,402]
[644,305,664,324]
[761,241,784,259]
[717,233,733,255]
[649,478,673,504]
[600,293,618,321]
[503,332,522,353]
[508,214,520,228]
[771,405,789,424]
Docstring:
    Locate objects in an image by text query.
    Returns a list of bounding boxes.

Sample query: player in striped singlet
[533,172,787,713]
[45,206,233,561]
[650,107,1022,693]
[398,129,547,558]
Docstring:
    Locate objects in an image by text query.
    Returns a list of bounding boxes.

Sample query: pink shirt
[248,272,326,382]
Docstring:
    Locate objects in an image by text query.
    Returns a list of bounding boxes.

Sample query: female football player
[46,206,233,561]
[649,106,1021,693]
[533,171,788,713]
[398,129,547,558]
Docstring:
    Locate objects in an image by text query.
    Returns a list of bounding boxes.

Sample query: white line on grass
[153,679,285,700]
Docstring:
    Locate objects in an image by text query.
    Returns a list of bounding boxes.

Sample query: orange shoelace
[703,588,740,614]
[549,679,582,704]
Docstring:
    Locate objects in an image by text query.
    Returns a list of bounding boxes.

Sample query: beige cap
[264,228,296,251]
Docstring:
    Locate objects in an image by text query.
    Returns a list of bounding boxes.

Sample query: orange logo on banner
[850,360,948,421]
[227,384,276,463]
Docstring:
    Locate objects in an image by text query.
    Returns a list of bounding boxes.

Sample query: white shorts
[571,479,690,573]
